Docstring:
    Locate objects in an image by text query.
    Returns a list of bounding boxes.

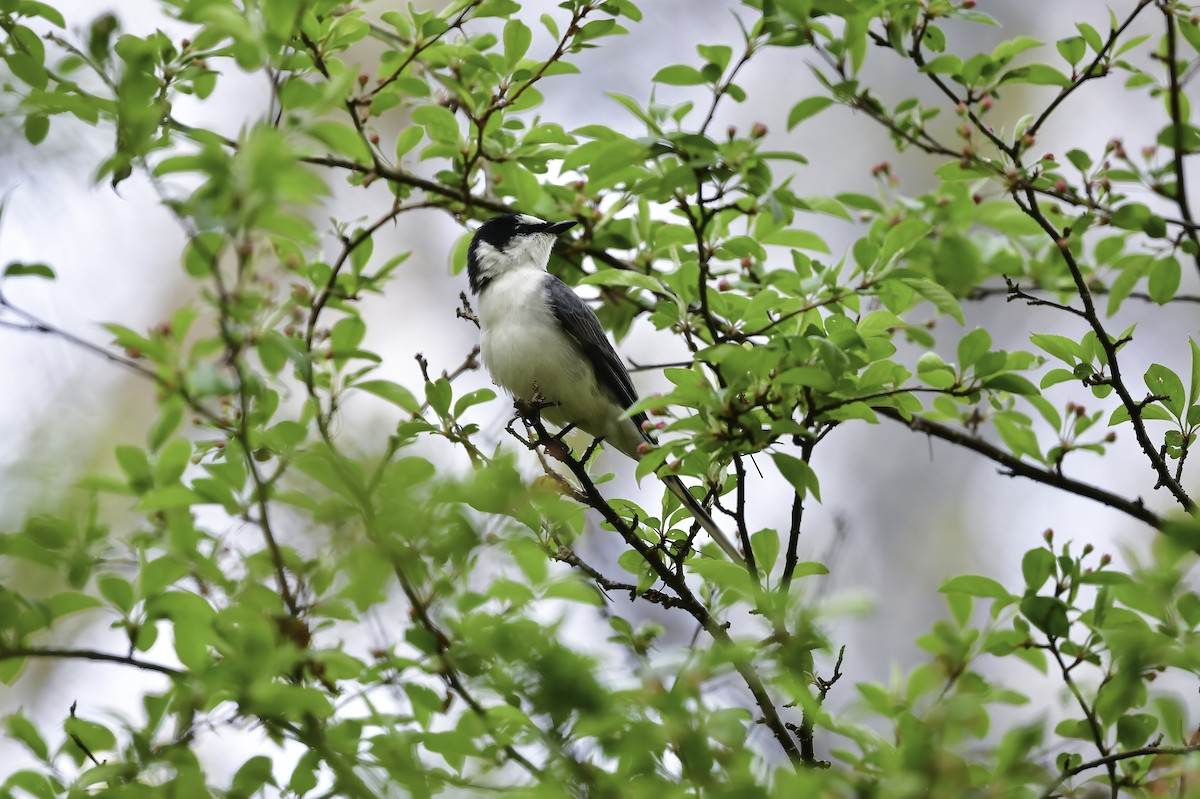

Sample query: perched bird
[466,212,743,562]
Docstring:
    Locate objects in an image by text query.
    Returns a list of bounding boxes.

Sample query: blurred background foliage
[0,0,1199,796]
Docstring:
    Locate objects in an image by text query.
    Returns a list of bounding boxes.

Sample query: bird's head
[466,213,577,294]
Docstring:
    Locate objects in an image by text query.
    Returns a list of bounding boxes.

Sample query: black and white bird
[466,212,743,562]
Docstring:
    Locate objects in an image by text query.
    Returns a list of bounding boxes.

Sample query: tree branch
[877,408,1164,529]
[0,647,183,677]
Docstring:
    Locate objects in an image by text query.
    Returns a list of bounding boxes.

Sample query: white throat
[473,233,556,285]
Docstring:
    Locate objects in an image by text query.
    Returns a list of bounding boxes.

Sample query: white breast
[477,269,636,450]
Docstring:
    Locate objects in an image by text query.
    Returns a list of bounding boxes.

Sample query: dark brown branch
[1013,187,1194,511]
[551,546,688,610]
[966,284,1200,305]
[732,455,761,585]
[518,411,805,766]
[877,408,1164,529]
[1038,742,1200,799]
[780,438,815,593]
[1023,0,1155,143]
[1003,275,1088,319]
[1163,2,1200,278]
[1047,637,1117,794]
[0,647,183,677]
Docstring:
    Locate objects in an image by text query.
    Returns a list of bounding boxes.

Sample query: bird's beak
[544,220,577,235]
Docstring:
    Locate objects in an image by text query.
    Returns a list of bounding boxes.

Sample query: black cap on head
[466,213,576,293]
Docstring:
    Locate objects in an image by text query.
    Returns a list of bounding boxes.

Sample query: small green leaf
[1021,548,1056,592]
[503,19,532,67]
[5,714,49,760]
[1002,63,1071,87]
[1189,337,1200,409]
[23,115,49,145]
[1056,36,1085,65]
[787,561,830,579]
[957,328,991,369]
[355,376,422,410]
[1145,363,1186,419]
[98,574,135,613]
[426,378,452,417]
[394,126,423,159]
[652,64,706,85]
[771,452,821,501]
[786,96,834,130]
[579,270,661,293]
[453,388,496,418]
[940,575,1012,601]
[1020,595,1070,637]
[982,373,1038,395]
[752,528,779,574]
[881,218,933,262]
[1030,333,1082,365]
[3,262,56,280]
[1147,256,1181,304]
[330,316,366,354]
[994,416,1041,460]
[902,277,964,325]
[1076,23,1103,54]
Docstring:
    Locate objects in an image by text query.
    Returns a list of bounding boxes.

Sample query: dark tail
[662,474,745,564]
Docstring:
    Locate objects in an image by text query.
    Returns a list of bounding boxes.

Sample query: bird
[466,211,744,563]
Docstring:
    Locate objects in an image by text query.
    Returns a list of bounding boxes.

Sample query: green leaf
[992,36,1044,63]
[579,270,661,293]
[919,54,963,74]
[5,769,55,799]
[957,328,991,369]
[1076,23,1103,54]
[1056,36,1085,65]
[306,120,371,162]
[770,452,821,501]
[330,316,366,354]
[652,64,706,85]
[1116,713,1158,749]
[98,574,135,613]
[787,96,834,130]
[64,716,117,754]
[901,277,964,325]
[5,714,49,760]
[230,755,276,799]
[762,228,829,252]
[3,262,56,280]
[1002,63,1071,87]
[940,575,1012,601]
[426,378,452,417]
[410,105,461,144]
[787,561,830,579]
[453,388,496,418]
[154,438,191,486]
[880,218,932,262]
[1021,548,1056,592]
[1147,256,1181,304]
[1189,338,1200,410]
[1145,363,1186,419]
[543,578,605,606]
[1030,333,1082,365]
[23,115,49,145]
[982,373,1038,395]
[1020,595,1070,637]
[503,19,532,67]
[994,415,1041,460]
[356,379,420,414]
[752,528,780,574]
[394,126,423,159]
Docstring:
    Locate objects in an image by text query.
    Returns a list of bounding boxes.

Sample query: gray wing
[545,276,650,431]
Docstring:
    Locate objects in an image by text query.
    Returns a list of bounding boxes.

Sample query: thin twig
[878,408,1164,529]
